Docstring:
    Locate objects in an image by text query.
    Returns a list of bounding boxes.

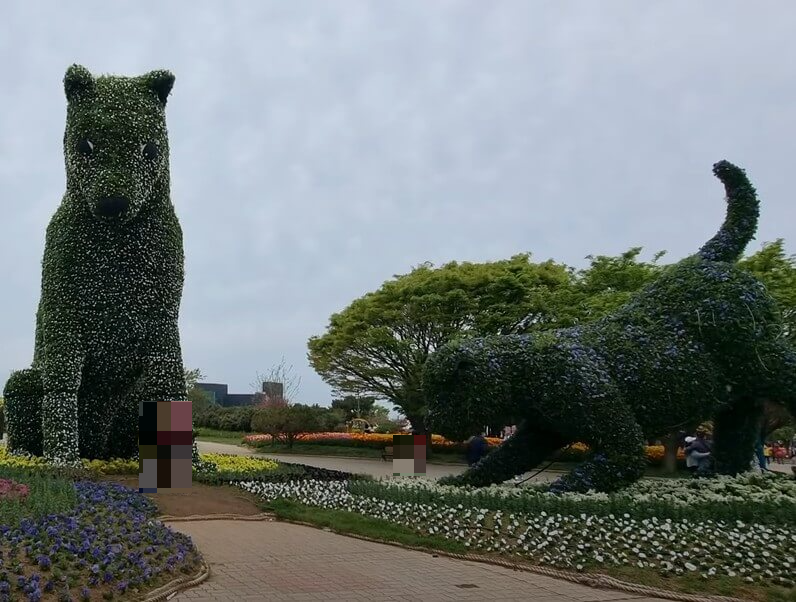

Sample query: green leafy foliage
[3,65,186,463]
[331,395,377,421]
[308,255,574,430]
[194,405,255,432]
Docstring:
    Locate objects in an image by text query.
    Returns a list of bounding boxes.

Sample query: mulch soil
[100,475,263,517]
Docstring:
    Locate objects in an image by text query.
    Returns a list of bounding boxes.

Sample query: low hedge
[194,405,255,432]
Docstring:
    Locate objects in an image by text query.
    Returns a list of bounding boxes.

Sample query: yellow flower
[199,453,278,473]
[0,446,47,469]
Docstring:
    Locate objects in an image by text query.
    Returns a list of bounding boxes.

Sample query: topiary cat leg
[439,424,566,487]
[2,368,44,456]
[547,400,647,494]
[712,397,762,476]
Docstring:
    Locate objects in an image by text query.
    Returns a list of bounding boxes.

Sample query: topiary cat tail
[697,160,760,263]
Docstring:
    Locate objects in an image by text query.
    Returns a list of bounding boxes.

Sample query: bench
[381,446,393,461]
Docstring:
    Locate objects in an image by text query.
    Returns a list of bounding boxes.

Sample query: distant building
[196,381,285,408]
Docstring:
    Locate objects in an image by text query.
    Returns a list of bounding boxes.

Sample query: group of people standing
[754,436,796,470]
[683,429,713,476]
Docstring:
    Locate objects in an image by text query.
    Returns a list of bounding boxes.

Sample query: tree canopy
[308,242,794,432]
[308,254,576,429]
[738,239,796,343]
[331,395,377,421]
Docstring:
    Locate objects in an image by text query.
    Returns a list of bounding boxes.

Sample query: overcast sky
[1,1,794,409]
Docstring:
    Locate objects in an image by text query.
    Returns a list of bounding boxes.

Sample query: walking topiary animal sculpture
[2,64,187,464]
[423,161,796,492]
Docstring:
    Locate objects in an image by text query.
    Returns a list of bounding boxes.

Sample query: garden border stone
[139,557,210,602]
[150,513,275,600]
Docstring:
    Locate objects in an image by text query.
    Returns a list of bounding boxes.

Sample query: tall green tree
[308,254,574,431]
[184,368,214,413]
[738,239,796,343]
[573,247,666,320]
[331,395,377,422]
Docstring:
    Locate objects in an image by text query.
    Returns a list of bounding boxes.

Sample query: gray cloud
[1,1,794,405]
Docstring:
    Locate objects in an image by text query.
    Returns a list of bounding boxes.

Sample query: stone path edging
[279,517,747,602]
[159,512,275,522]
[139,558,211,602]
[142,513,275,601]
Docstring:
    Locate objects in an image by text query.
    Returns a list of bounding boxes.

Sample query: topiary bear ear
[143,70,175,105]
[64,64,95,101]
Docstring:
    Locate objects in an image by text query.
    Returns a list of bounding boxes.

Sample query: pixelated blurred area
[392,434,427,476]
[139,400,193,492]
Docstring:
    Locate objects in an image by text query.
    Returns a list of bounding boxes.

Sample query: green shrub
[194,405,255,432]
[250,405,323,449]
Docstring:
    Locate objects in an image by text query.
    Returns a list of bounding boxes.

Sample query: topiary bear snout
[95,196,130,218]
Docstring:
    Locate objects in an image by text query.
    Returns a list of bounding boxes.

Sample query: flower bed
[0,467,77,529]
[236,473,795,587]
[347,472,796,525]
[0,479,29,502]
[0,480,201,600]
[0,447,139,476]
[242,432,502,453]
[193,456,361,486]
[241,434,686,466]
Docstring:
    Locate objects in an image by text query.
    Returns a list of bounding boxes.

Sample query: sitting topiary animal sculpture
[423,161,796,492]
[2,64,187,464]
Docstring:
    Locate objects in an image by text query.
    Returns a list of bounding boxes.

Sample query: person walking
[754,435,769,472]
[466,432,489,467]
[684,436,699,475]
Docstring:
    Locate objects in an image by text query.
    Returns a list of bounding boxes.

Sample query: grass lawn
[194,427,248,444]
[263,498,796,602]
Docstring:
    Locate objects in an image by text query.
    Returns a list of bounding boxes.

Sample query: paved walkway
[767,460,795,475]
[196,441,559,484]
[169,519,667,602]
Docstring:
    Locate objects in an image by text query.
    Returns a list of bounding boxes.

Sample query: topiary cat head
[62,64,175,223]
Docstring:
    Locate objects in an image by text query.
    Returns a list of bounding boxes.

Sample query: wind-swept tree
[308,255,574,432]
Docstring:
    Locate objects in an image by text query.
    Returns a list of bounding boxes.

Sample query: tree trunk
[662,432,680,473]
[406,414,432,459]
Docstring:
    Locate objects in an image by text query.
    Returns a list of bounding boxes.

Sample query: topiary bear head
[62,64,175,223]
[424,335,527,441]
